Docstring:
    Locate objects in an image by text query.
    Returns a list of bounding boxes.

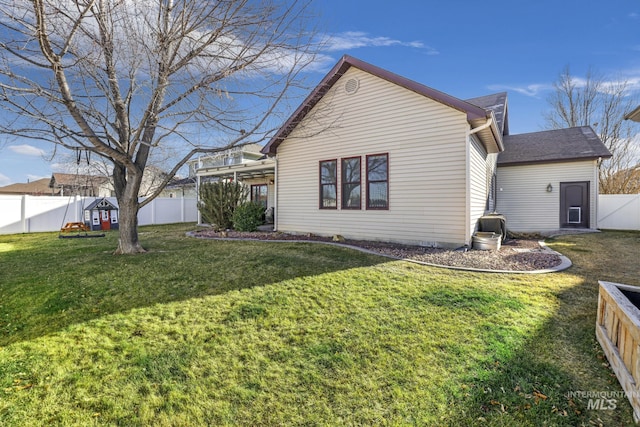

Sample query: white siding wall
[468,136,494,239]
[276,68,470,247]
[496,160,598,232]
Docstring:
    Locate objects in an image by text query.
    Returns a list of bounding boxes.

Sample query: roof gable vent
[344,78,359,94]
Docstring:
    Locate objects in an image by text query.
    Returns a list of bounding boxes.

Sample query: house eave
[470,112,504,154]
[625,105,640,122]
[197,159,276,179]
[497,155,610,167]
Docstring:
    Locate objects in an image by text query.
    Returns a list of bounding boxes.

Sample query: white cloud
[323,31,438,55]
[304,54,341,73]
[0,172,10,186]
[487,83,552,98]
[487,68,640,101]
[629,12,639,19]
[26,173,50,181]
[9,144,46,156]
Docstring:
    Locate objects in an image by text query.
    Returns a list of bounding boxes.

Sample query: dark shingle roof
[498,126,612,166]
[466,92,509,136]
[165,177,196,188]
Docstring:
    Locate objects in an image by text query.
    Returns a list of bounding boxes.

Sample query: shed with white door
[83,198,119,231]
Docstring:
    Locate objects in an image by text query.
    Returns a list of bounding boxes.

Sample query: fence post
[75,195,80,222]
[21,195,27,233]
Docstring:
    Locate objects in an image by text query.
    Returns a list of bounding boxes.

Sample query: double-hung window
[341,157,361,209]
[366,154,389,209]
[319,160,337,209]
[319,154,388,210]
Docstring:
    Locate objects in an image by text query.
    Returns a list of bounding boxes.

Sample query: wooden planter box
[596,281,640,422]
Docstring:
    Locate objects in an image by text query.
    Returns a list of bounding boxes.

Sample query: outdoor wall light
[546,183,553,193]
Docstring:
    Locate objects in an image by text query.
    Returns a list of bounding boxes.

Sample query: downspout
[465,129,471,247]
[594,157,601,229]
[273,156,278,232]
[196,174,201,225]
[466,116,494,245]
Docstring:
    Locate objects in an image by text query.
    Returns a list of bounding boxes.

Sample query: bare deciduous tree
[0,0,319,253]
[545,66,640,194]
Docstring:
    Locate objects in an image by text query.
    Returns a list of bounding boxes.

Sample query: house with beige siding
[258,55,612,247]
[260,55,506,248]
[196,55,611,247]
[496,127,610,233]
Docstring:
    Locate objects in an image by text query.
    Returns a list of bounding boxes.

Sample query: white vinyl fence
[0,195,198,235]
[598,194,640,231]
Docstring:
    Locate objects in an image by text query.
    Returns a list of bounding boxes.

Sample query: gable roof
[50,173,109,187]
[0,178,53,195]
[166,177,196,188]
[497,126,612,166]
[262,55,502,155]
[466,92,509,136]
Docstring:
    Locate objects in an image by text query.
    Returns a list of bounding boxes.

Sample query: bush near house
[198,181,248,231]
[232,201,265,232]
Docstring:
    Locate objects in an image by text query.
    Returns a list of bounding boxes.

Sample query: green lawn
[0,224,638,426]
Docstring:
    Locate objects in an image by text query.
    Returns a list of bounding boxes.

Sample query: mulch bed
[190,229,563,272]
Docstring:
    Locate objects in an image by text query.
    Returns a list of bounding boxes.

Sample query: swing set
[58,148,106,239]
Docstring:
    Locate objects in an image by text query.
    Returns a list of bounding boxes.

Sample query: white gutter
[469,116,493,135]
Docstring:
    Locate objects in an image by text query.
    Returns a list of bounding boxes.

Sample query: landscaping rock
[190,229,562,272]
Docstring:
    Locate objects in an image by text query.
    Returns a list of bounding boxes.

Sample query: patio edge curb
[187,232,573,275]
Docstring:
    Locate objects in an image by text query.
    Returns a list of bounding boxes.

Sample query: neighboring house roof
[262,55,503,155]
[497,126,612,166]
[165,177,196,188]
[0,178,53,195]
[625,105,640,122]
[50,173,109,187]
[466,92,509,136]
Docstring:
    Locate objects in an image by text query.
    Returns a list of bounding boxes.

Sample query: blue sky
[1,0,639,186]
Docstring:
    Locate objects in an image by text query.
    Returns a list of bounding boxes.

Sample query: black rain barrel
[478,214,507,242]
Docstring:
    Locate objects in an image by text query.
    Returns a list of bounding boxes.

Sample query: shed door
[100,210,111,230]
[560,181,589,228]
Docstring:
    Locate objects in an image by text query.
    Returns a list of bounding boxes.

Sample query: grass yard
[0,224,639,426]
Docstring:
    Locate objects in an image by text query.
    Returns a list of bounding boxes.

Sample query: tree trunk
[111,163,146,254]
[115,195,146,254]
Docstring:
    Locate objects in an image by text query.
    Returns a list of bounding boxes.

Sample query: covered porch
[196,158,277,227]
